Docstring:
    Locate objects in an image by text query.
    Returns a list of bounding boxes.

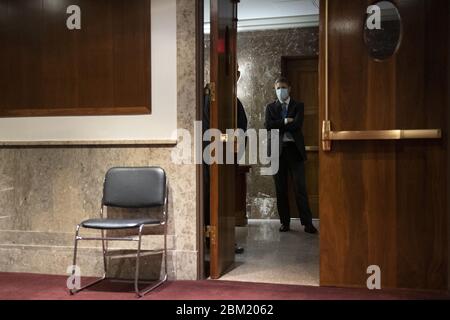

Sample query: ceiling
[204,0,320,32]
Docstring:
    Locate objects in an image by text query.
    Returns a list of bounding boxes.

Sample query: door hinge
[210,82,216,102]
[205,226,217,245]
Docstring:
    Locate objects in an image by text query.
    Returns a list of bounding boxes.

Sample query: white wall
[0,0,177,144]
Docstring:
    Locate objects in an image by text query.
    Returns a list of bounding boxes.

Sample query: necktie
[282,103,294,142]
[282,103,288,119]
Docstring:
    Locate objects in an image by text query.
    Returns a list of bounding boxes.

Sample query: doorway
[218,56,321,285]
[201,0,321,286]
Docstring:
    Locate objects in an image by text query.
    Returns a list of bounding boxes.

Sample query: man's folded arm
[285,103,304,132]
[264,105,285,130]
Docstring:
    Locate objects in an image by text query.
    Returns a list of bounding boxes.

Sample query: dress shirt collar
[279,97,291,106]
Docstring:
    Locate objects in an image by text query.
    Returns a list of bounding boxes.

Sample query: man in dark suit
[265,77,318,234]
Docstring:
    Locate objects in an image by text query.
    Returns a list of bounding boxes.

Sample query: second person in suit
[265,77,318,234]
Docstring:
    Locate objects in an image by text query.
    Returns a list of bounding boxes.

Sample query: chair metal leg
[134,224,168,298]
[69,223,168,298]
[164,222,168,278]
[134,225,144,296]
[101,229,108,274]
[69,227,107,295]
[70,274,107,295]
[68,225,81,295]
[136,274,168,298]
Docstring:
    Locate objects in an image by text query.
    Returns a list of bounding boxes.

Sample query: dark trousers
[274,142,313,227]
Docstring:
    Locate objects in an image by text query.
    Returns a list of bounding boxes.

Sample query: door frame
[281,55,319,77]
[195,2,323,282]
[447,1,450,292]
[195,0,206,280]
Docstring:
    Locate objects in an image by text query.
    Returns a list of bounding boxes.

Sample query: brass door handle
[322,121,442,151]
[305,146,320,152]
[327,129,442,140]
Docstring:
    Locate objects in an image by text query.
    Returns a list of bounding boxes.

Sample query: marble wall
[0,0,199,280]
[205,27,319,219]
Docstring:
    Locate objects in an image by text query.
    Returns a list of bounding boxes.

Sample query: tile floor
[219,219,320,286]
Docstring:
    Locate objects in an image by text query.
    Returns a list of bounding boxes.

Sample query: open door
[319,0,449,291]
[209,0,238,279]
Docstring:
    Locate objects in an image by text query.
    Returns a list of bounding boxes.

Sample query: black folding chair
[69,167,168,298]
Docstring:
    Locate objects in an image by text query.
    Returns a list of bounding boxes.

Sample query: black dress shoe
[304,224,318,234]
[279,225,290,232]
[235,245,244,254]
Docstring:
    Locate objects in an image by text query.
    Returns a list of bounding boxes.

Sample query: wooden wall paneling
[42,0,79,111]
[0,0,151,117]
[112,0,151,110]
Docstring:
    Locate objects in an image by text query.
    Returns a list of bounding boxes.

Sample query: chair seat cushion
[81,218,161,230]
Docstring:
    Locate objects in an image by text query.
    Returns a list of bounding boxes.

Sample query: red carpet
[0,273,448,300]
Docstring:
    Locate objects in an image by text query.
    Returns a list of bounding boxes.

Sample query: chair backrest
[102,167,167,209]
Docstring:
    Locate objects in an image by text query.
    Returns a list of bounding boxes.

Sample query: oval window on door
[364,1,402,61]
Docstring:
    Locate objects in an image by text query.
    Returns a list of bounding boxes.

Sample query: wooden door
[319,0,449,291]
[209,0,238,279]
[282,57,319,219]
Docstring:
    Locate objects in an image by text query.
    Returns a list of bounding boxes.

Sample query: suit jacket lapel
[274,101,283,118]
[287,99,295,115]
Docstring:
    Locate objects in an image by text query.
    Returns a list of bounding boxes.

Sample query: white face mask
[276,88,290,102]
